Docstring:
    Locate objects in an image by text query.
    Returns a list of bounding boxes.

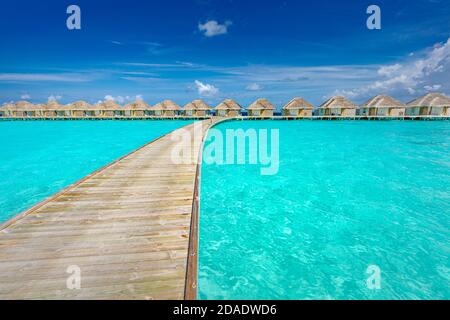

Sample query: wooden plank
[0,120,212,300]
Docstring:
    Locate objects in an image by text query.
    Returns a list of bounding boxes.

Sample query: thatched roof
[151,100,181,111]
[215,99,242,110]
[406,92,450,107]
[361,95,406,108]
[45,100,65,110]
[14,101,47,110]
[319,96,356,109]
[248,98,275,110]
[184,99,212,110]
[1,103,15,110]
[123,100,150,110]
[67,100,93,110]
[149,103,164,111]
[14,101,34,109]
[283,97,314,110]
[95,100,121,110]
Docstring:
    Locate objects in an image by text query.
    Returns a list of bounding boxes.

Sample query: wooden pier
[0,120,212,300]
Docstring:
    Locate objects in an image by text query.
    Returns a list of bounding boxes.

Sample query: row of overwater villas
[1,93,450,119]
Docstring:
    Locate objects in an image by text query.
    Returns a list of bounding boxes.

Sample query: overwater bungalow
[67,101,94,118]
[91,102,106,117]
[0,103,15,117]
[152,100,181,117]
[215,99,242,117]
[95,100,121,117]
[164,100,182,117]
[318,96,357,117]
[149,103,163,117]
[248,98,275,117]
[45,100,70,117]
[123,100,150,117]
[31,104,47,117]
[406,92,450,116]
[13,101,36,118]
[0,105,6,117]
[26,102,46,118]
[282,97,314,117]
[359,95,406,117]
[89,103,103,117]
[3,94,450,120]
[18,101,45,117]
[183,99,212,117]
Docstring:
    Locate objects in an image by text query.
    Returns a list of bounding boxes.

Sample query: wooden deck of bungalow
[0,120,214,300]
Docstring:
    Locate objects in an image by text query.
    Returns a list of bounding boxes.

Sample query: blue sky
[0,0,449,107]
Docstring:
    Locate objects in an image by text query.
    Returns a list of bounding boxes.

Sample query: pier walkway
[0,120,213,299]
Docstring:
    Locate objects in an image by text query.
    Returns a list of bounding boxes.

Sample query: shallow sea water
[199,120,450,299]
[0,120,192,222]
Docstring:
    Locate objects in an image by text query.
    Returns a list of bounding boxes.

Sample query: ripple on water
[0,120,193,221]
[199,121,450,300]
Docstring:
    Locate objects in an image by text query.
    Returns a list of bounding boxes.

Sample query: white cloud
[48,95,62,102]
[104,95,143,103]
[106,95,125,103]
[377,64,402,77]
[20,93,30,100]
[424,84,442,91]
[246,83,263,91]
[198,20,232,37]
[115,39,449,104]
[219,65,374,83]
[194,80,219,97]
[333,38,450,99]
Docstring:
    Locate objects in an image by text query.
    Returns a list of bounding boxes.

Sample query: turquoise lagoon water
[0,120,192,222]
[199,120,450,299]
